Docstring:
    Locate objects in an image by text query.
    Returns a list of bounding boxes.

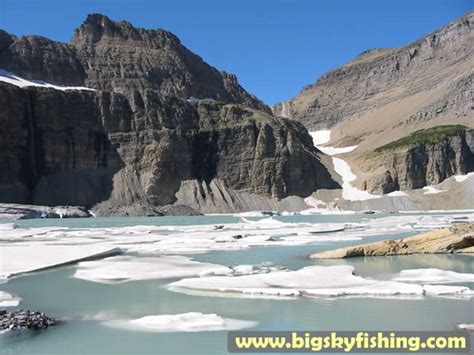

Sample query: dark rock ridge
[357,127,474,194]
[0,309,56,332]
[0,14,338,212]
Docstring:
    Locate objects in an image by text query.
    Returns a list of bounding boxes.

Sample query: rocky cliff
[272,11,473,130]
[273,11,474,195]
[356,126,474,194]
[0,14,338,213]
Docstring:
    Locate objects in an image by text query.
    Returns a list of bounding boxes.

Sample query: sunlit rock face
[0,14,338,212]
[272,11,474,197]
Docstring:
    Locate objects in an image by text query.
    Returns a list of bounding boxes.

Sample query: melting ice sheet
[0,291,20,307]
[74,255,233,284]
[168,265,473,299]
[393,269,474,284]
[1,213,473,279]
[103,312,257,332]
[0,244,122,279]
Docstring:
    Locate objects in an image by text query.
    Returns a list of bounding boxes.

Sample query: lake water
[0,212,473,354]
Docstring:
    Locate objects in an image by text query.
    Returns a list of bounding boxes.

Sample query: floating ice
[0,244,123,279]
[233,211,278,217]
[2,212,472,278]
[457,324,474,330]
[0,223,18,230]
[0,69,95,91]
[103,312,257,332]
[74,255,232,284]
[169,265,472,299]
[238,217,294,229]
[422,285,472,296]
[393,269,474,284]
[0,291,20,307]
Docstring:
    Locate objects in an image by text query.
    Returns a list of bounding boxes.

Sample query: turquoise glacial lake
[0,213,473,354]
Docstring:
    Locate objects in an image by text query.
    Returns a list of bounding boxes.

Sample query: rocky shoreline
[0,309,56,333]
[310,223,474,259]
[0,202,205,220]
[0,203,92,220]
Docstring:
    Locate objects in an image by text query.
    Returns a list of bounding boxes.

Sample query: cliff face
[357,127,474,194]
[272,11,473,195]
[0,83,129,206]
[0,15,338,212]
[272,11,473,130]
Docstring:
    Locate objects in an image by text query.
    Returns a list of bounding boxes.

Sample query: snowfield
[310,130,381,201]
[0,69,95,91]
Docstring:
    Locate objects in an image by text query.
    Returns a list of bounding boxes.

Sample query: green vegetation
[375,125,468,153]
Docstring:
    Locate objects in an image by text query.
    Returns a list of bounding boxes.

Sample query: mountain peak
[71,13,177,47]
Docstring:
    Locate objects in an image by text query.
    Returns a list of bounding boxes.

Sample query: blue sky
[0,0,471,104]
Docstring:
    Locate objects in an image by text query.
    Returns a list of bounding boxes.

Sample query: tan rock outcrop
[310,223,474,259]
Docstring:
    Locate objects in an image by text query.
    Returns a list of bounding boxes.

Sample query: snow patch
[454,172,474,182]
[103,312,257,332]
[333,158,381,201]
[309,130,357,156]
[0,69,95,91]
[387,191,408,197]
[423,186,446,195]
[309,130,331,145]
[319,146,358,156]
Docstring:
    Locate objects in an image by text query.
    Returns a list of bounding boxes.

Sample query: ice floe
[103,312,257,332]
[0,223,18,230]
[422,285,472,296]
[74,255,233,284]
[1,212,473,278]
[0,69,95,91]
[168,265,473,299]
[0,291,20,307]
[0,244,122,279]
[393,269,474,284]
[457,324,474,330]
